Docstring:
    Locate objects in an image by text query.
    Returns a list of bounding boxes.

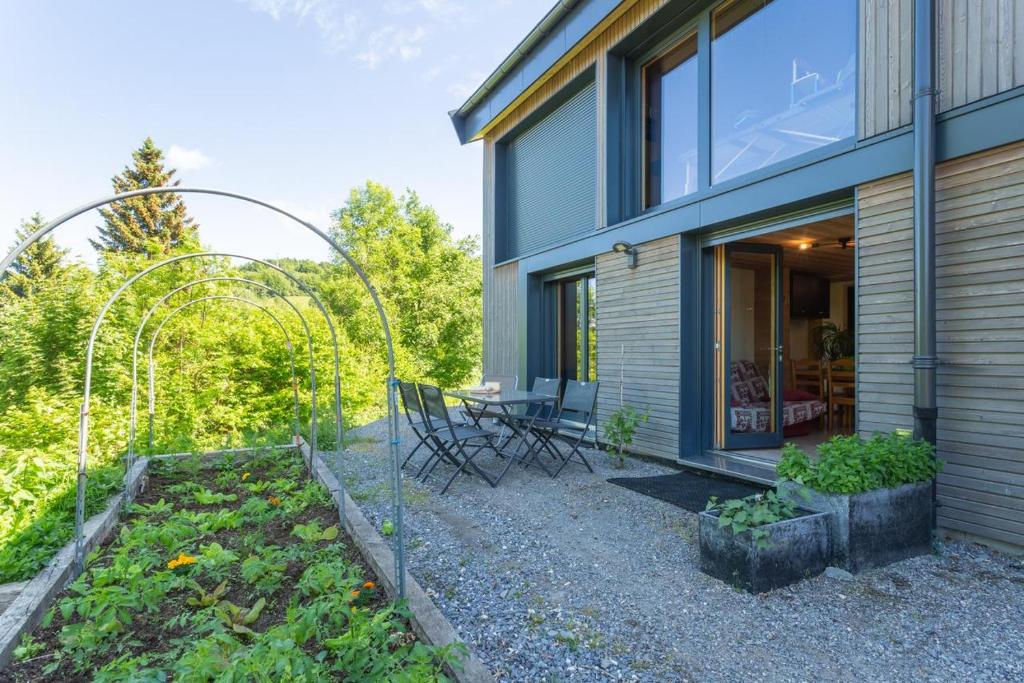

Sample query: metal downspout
[912,0,939,528]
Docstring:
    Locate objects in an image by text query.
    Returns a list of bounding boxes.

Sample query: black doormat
[606,471,767,513]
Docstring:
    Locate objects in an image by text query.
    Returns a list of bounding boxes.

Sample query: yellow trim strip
[472,0,645,142]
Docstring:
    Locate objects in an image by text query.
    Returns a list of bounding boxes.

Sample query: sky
[0,0,552,264]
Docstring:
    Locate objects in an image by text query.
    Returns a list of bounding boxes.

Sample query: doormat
[606,471,767,513]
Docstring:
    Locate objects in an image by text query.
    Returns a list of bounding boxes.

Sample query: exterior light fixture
[798,242,811,251]
[612,241,638,269]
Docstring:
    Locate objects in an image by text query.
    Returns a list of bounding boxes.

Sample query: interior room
[728,215,856,459]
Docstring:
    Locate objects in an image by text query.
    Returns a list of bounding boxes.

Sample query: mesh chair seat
[433,424,494,442]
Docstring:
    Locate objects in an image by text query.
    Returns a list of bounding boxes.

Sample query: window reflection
[644,33,698,207]
[711,0,856,185]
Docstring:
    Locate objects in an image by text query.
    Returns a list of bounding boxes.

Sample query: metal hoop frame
[146,294,307,452]
[127,277,321,478]
[0,187,406,597]
[144,294,307,454]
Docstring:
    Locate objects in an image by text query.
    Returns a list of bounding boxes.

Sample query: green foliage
[1,214,69,299]
[91,137,199,255]
[290,521,340,543]
[810,321,854,360]
[1,175,482,582]
[777,432,941,494]
[193,488,238,505]
[706,490,798,548]
[602,405,649,468]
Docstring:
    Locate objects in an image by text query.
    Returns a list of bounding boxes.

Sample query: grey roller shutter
[506,81,597,260]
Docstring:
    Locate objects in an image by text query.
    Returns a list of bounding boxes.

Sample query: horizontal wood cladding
[483,262,518,377]
[485,0,669,143]
[595,235,680,458]
[857,140,1024,547]
[859,0,914,138]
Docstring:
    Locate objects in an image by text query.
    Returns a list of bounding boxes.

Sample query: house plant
[777,432,940,572]
[698,490,832,593]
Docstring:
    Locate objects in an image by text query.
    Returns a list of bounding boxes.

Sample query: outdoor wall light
[612,241,638,269]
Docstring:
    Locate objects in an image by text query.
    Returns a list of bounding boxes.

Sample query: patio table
[445,388,558,483]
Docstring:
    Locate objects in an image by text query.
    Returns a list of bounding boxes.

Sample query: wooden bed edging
[298,439,495,683]
[0,457,149,669]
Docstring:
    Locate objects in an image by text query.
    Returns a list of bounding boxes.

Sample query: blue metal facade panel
[505,81,598,261]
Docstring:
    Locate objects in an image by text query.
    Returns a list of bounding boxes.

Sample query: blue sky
[0,0,551,264]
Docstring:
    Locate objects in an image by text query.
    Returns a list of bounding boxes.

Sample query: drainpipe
[912,0,938,528]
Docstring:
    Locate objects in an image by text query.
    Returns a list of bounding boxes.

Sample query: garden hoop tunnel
[129,277,323,482]
[144,293,308,453]
[0,188,407,597]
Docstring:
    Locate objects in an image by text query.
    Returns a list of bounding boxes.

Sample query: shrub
[603,405,649,468]
[777,432,941,494]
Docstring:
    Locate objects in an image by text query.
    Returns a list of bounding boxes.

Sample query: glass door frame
[719,242,785,450]
[539,264,598,385]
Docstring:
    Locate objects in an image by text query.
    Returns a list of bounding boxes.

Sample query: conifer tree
[91,137,198,254]
[1,213,69,298]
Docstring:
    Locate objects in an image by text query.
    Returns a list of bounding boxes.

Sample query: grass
[4,449,457,681]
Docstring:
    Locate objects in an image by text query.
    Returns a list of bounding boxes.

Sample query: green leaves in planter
[778,432,941,494]
[706,490,798,549]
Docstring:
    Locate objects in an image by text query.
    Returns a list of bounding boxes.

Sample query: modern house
[449,0,1024,552]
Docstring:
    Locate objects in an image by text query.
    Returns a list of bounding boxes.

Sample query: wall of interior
[595,235,681,459]
[857,139,1024,549]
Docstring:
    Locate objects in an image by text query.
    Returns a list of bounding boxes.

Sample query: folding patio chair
[398,380,439,472]
[527,379,599,477]
[417,384,498,494]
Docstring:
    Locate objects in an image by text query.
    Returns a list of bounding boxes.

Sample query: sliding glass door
[554,274,597,383]
[720,243,784,449]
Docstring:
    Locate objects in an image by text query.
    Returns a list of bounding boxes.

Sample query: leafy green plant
[241,553,287,594]
[603,405,649,469]
[291,521,340,543]
[778,432,941,494]
[215,598,267,637]
[705,490,798,548]
[193,489,238,505]
[186,579,229,608]
[810,320,854,360]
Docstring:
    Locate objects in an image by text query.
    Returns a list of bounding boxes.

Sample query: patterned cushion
[748,376,770,402]
[730,379,755,406]
[733,360,762,381]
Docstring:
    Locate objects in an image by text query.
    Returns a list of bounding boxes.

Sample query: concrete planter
[777,480,933,573]
[698,508,832,593]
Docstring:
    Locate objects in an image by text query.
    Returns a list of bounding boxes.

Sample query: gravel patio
[335,419,1023,682]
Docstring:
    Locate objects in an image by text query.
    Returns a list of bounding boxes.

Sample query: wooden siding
[938,0,1024,113]
[863,0,1024,138]
[857,140,1024,548]
[859,0,914,139]
[595,235,680,458]
[482,139,519,376]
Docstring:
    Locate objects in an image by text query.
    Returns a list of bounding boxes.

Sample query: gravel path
[331,420,1024,682]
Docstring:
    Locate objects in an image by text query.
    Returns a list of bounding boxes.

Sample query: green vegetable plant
[603,405,649,469]
[290,521,340,543]
[215,597,267,637]
[777,432,941,494]
[186,579,229,608]
[705,490,798,549]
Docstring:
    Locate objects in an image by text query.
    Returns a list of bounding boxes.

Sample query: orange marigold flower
[267,495,282,506]
[167,552,197,570]
[241,472,251,481]
[350,590,361,598]
[363,581,376,590]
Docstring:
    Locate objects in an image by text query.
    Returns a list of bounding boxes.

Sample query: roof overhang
[449,0,626,144]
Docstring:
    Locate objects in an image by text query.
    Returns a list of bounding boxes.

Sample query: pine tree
[1,213,69,298]
[91,137,199,255]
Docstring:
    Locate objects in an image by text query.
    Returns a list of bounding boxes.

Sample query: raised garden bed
[778,480,932,573]
[699,506,832,594]
[0,449,456,681]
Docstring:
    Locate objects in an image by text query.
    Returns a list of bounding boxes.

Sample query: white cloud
[238,0,470,66]
[446,70,486,100]
[166,145,213,171]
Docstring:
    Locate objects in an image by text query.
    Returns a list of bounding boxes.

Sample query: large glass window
[711,0,856,185]
[557,274,597,382]
[644,33,698,208]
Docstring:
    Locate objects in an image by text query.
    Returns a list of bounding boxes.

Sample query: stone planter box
[698,508,832,593]
[778,480,933,573]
